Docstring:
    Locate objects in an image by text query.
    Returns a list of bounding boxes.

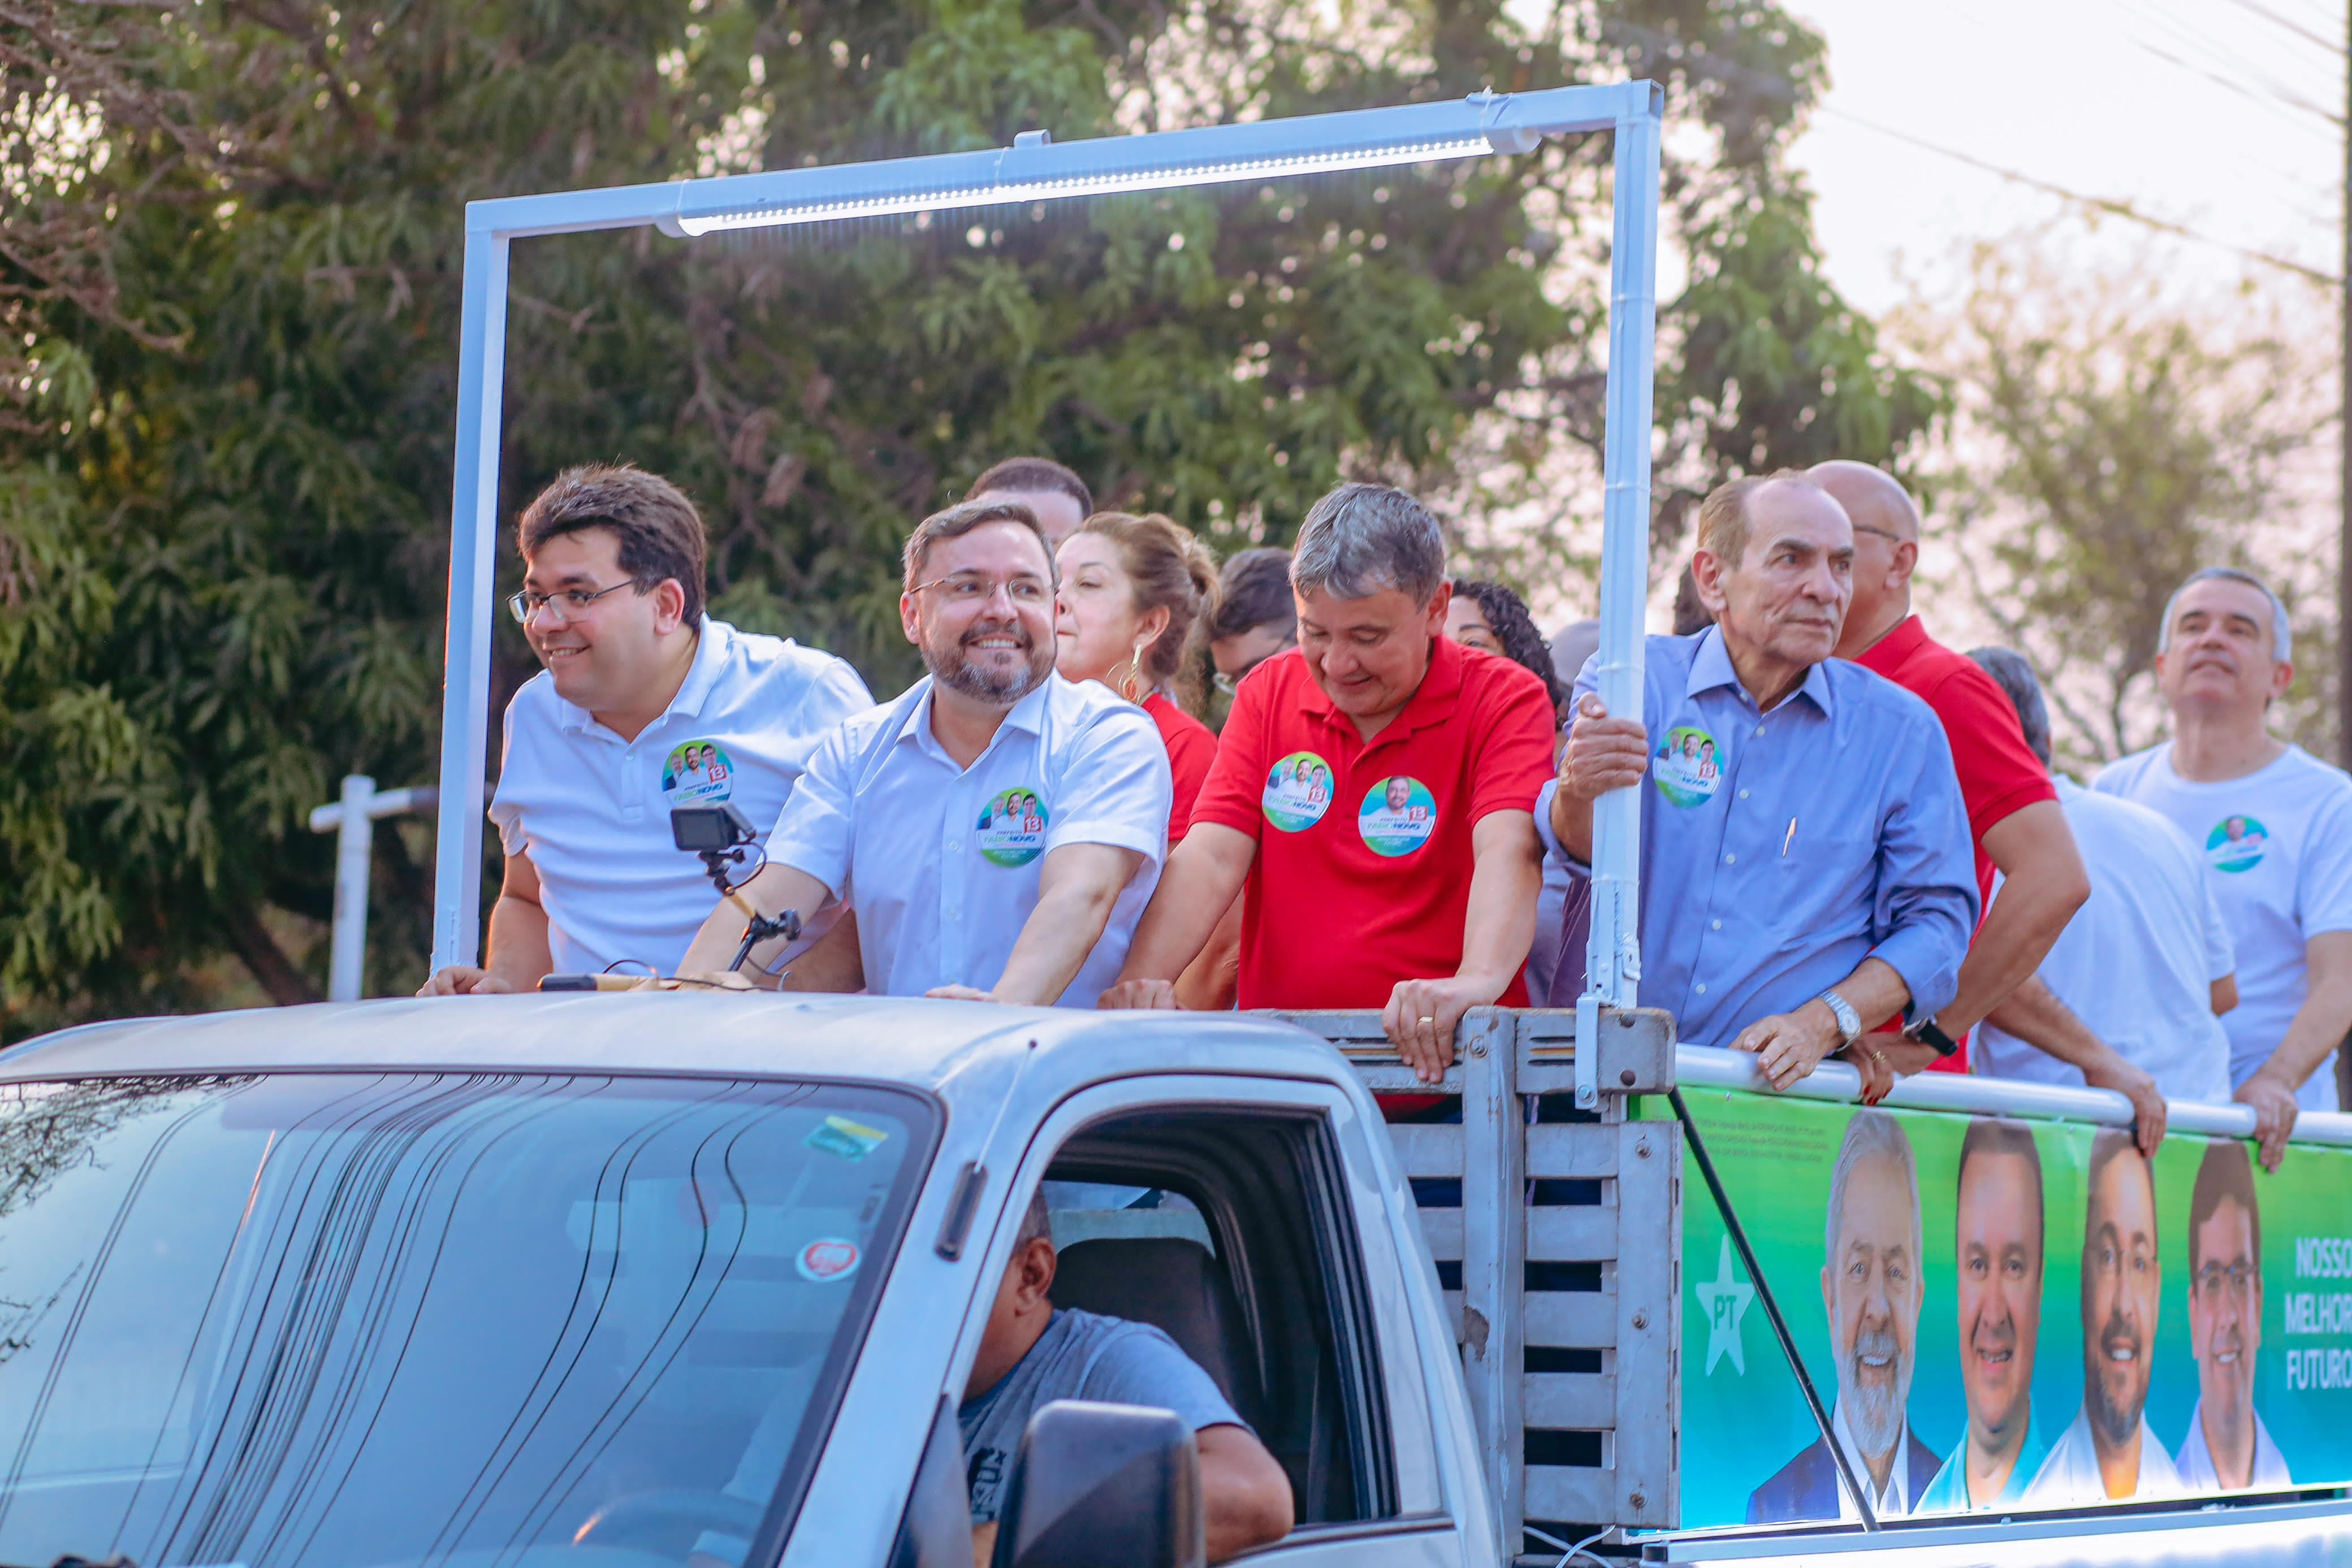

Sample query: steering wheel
[572,1488,767,1550]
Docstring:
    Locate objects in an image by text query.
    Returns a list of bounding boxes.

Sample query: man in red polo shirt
[1814,460,2090,1077]
[1101,483,1555,1081]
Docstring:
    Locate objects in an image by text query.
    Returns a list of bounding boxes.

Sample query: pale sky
[1785,0,2342,314]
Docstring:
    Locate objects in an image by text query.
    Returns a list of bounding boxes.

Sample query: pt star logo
[1693,1235,1754,1376]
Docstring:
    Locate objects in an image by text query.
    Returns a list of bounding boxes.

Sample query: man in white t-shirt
[1964,649,2237,1127]
[418,464,872,994]
[678,497,1170,1004]
[2096,566,2352,1166]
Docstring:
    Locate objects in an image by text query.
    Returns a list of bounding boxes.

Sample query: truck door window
[1043,1108,1396,1525]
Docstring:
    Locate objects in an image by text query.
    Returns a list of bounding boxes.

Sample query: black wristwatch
[1904,1015,1961,1058]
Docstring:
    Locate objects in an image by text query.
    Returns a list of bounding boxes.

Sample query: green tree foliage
[1904,237,2333,770]
[1,0,1935,1028]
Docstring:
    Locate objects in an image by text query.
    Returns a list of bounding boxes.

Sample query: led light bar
[673,134,1496,237]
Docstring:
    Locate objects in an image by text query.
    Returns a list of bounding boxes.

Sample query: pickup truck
[0,994,2345,1568]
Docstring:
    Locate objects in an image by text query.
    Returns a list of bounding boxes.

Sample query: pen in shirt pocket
[1782,817,1796,857]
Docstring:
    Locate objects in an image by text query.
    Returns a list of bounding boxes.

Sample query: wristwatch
[1904,1014,1961,1058]
[1814,989,1862,1047]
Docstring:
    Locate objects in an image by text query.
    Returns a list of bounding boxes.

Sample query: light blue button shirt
[768,672,1170,1006]
[1538,628,1978,1049]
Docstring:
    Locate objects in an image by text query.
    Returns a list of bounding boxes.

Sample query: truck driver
[693,1190,1294,1567]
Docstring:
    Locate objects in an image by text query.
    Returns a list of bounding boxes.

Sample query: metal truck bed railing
[1267,1006,1680,1561]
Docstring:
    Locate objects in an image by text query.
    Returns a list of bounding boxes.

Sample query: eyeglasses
[1212,648,1289,696]
[1851,524,1907,544]
[508,581,641,624]
[909,574,1052,607]
[2197,1259,2257,1298]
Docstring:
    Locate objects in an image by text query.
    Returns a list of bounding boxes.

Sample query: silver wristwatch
[1815,989,1862,1046]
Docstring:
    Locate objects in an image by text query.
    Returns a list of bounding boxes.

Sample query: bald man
[1815,461,2090,1081]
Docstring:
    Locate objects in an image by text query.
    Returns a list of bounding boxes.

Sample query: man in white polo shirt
[677,497,1169,1004]
[2097,566,2352,1168]
[419,464,871,994]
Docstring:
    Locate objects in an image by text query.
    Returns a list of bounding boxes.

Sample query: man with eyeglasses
[677,497,1170,1003]
[2176,1139,2288,1491]
[1206,547,1299,703]
[420,465,872,996]
[1814,461,2089,1078]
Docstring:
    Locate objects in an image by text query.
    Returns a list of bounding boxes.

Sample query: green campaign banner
[1639,1089,2352,1528]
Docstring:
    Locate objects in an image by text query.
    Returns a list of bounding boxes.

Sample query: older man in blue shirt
[1541,471,1978,1102]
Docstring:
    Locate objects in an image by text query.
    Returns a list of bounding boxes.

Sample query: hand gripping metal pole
[1575,85,1663,1108]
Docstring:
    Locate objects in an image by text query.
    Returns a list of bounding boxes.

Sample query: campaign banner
[1641,1089,2352,1527]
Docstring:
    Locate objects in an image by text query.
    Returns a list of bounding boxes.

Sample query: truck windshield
[0,1070,932,1568]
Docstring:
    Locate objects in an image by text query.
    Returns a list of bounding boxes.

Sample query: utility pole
[309,775,437,1002]
[2341,0,2352,767]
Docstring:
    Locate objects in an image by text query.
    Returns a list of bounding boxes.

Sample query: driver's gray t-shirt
[960,1307,1246,1523]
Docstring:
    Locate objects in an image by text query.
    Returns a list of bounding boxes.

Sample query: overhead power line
[2130,36,2346,128]
[1821,106,2343,287]
[2220,0,2348,57]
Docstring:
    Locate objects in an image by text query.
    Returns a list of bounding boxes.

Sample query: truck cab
[0,993,1494,1568]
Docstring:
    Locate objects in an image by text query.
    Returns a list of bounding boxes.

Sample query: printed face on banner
[1955,1133,2044,1462]
[2081,1134,2161,1460]
[1656,1091,2350,1530]
[1821,1137,1921,1480]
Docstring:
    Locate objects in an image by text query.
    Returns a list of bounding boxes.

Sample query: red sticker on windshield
[797,1237,861,1283]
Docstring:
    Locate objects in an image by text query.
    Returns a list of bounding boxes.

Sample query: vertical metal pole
[1578,88,1663,1105]
[2340,10,2351,770]
[328,774,377,1002]
[430,223,513,972]
[1457,1010,1523,1557]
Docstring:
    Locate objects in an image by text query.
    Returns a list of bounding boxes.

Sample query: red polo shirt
[1143,691,1217,841]
[1191,636,1557,1009]
[1852,614,2058,1073]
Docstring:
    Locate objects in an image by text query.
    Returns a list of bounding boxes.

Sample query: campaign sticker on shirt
[1263,751,1334,832]
[976,787,1050,868]
[805,1114,889,1160]
[796,1237,861,1283]
[1357,776,1438,857]
[2207,814,2269,874]
[1651,726,1722,809]
[661,739,735,804]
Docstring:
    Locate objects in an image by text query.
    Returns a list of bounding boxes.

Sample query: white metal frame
[426,81,1667,984]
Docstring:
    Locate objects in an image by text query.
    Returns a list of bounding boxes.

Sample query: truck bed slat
[1524,1290,1615,1348]
[1525,1205,1615,1261]
[1523,1371,1615,1429]
[1527,1124,1616,1179]
[1390,1122,1465,1178]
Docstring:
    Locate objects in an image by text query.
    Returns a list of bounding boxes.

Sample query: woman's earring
[1122,635,1151,701]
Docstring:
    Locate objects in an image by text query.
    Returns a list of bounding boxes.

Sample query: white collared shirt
[767,673,1170,1005]
[488,617,873,975]
[1828,1401,1912,1522]
[2174,1397,2292,1492]
[2023,1405,2185,1506]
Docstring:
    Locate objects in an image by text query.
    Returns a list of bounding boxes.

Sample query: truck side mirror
[991,1400,1204,1568]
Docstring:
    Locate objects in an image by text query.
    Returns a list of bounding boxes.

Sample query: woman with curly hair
[1445,578,1568,724]
[1446,577,1573,1003]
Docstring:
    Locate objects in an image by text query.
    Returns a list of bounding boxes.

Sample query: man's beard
[1841,1328,1910,1464]
[2086,1305,2146,1446]
[927,614,1054,705]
